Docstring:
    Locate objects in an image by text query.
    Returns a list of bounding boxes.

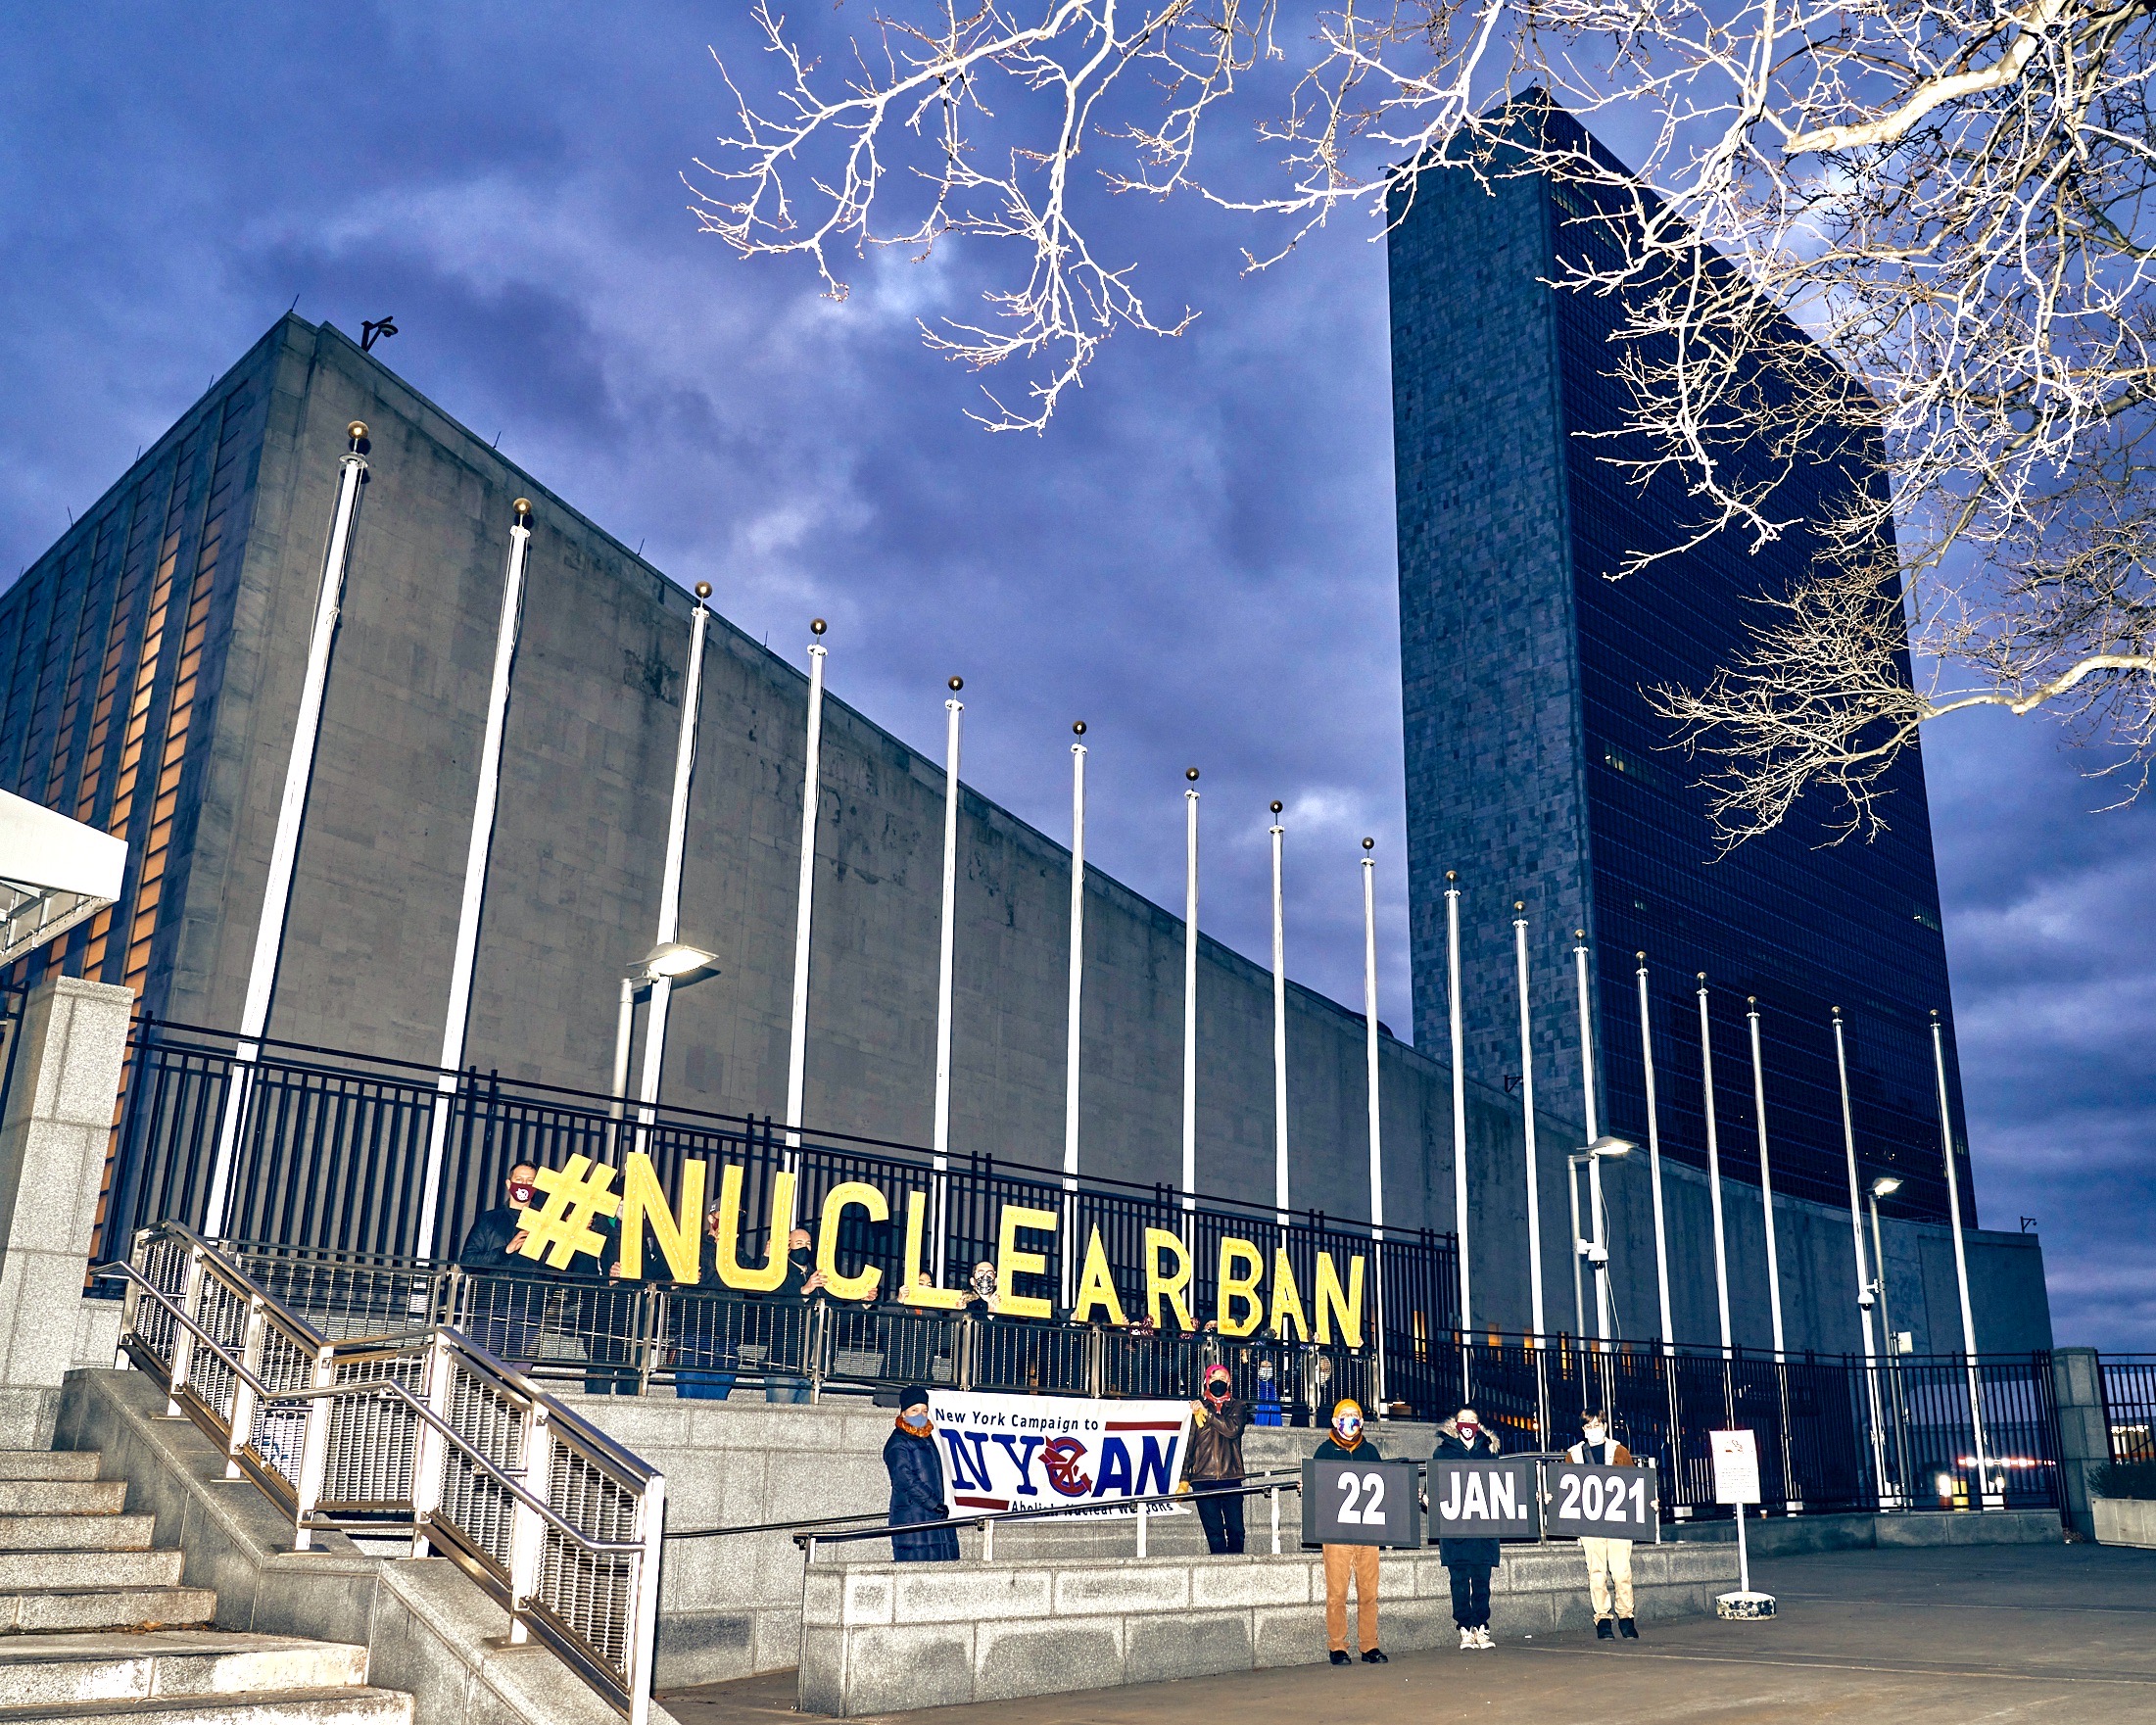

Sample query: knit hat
[898,1386,933,1414]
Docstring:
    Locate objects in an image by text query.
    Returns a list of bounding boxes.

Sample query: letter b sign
[1301,1460,1422,1549]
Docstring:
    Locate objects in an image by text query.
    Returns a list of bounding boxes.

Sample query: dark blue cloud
[2,5,2145,1348]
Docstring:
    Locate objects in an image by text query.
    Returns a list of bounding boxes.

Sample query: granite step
[0,1632,369,1706]
[0,1584,217,1636]
[0,1453,104,1483]
[0,1515,155,1553]
[0,1687,413,1725]
[0,1551,184,1593]
[0,1482,127,1518]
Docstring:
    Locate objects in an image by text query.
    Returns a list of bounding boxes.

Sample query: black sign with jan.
[1545,1462,1659,1542]
[1300,1459,1423,1549]
[1426,1459,1540,1541]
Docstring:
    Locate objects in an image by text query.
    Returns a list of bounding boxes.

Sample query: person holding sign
[884,1387,959,1562]
[1187,1365,1253,1555]
[1565,1410,1640,1641]
[1314,1400,1388,1666]
[1432,1408,1502,1651]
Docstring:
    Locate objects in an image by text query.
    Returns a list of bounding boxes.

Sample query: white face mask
[1584,1425,1606,1444]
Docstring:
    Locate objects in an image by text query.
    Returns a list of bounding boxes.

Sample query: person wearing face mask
[1565,1410,1640,1640]
[1186,1366,1253,1555]
[962,1261,1001,1315]
[458,1163,544,1368]
[885,1387,960,1561]
[1315,1400,1388,1665]
[1432,1405,1502,1651]
[765,1226,827,1403]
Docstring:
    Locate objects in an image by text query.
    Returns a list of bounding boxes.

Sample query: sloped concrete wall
[796,1542,1737,1715]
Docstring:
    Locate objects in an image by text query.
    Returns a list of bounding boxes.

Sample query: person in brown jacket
[1565,1409,1640,1639]
[1186,1365,1253,1554]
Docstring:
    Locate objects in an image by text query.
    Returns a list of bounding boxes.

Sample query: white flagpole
[1835,1008,1892,1505]
[1270,802,1289,1228]
[931,677,964,1285]
[1446,874,1470,1339]
[1698,975,1734,1356]
[204,421,367,1240]
[416,499,531,1258]
[1181,769,1200,1233]
[1361,839,1386,1404]
[1062,724,1087,1310]
[1746,999,1788,1358]
[1932,1009,1993,1506]
[784,622,828,1163]
[1637,956,1674,1353]
[1513,905,1545,1338]
[1575,932,1610,1342]
[637,584,713,1130]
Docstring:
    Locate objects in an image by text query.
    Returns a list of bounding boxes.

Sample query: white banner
[928,1390,1193,1518]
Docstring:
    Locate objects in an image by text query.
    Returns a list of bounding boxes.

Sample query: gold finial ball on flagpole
[1186,767,1199,782]
[512,497,531,516]
[1073,720,1086,736]
[1515,900,1525,912]
[811,617,827,636]
[1363,837,1374,851]
[1637,950,1647,961]
[694,582,712,599]
[948,676,963,691]
[1447,870,1457,883]
[1270,800,1283,816]
[347,420,368,442]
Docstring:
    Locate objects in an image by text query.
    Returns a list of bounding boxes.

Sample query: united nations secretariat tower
[0,99,2106,1716]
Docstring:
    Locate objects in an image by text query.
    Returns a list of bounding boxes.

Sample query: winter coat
[884,1424,960,1561]
[1187,1398,1253,1481]
[457,1205,525,1270]
[1431,1418,1504,1570]
[1563,1438,1635,1467]
[1314,1434,1387,1462]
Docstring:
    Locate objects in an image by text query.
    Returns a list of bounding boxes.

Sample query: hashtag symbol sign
[513,1154,622,1270]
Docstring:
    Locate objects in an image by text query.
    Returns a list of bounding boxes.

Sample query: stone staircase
[0,1451,412,1725]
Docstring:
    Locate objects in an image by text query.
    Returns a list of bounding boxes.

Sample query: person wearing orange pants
[1315,1400,1387,1665]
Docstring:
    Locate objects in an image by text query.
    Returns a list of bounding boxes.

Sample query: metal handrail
[99,1260,649,1555]
[112,1224,664,1724]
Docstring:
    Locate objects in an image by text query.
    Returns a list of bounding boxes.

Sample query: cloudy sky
[4,6,2148,1350]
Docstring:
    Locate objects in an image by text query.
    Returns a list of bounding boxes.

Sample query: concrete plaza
[666,1542,2156,1723]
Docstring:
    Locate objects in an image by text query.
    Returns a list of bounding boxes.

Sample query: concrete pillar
[2050,1347,2110,1539]
[0,974,132,1447]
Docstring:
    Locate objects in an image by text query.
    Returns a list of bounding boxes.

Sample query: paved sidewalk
[665,1542,2156,1723]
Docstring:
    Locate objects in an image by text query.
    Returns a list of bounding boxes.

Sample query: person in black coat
[885,1386,959,1562]
[1432,1407,1503,1651]
[457,1163,543,1367]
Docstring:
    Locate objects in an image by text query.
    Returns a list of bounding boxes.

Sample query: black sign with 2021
[1545,1462,1660,1542]
[1300,1459,1424,1549]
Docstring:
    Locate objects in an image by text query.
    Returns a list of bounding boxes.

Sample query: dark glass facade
[1391,105,1973,1225]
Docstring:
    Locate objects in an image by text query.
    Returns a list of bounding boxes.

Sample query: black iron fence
[2101,1356,2156,1463]
[1392,1333,2063,1519]
[101,1014,1459,1358]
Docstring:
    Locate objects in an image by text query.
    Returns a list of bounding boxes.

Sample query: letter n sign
[1300,1460,1423,1549]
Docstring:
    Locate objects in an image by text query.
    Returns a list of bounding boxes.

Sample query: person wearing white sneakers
[1432,1407,1502,1650]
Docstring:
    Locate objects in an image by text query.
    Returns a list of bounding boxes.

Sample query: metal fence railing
[177,1237,2062,1526]
[196,1239,1386,1414]
[1400,1333,2064,1521]
[98,1013,1459,1359]
[110,1222,665,1723]
[2100,1356,2156,1463]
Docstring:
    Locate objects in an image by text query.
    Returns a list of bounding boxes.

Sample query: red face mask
[508,1179,538,1208]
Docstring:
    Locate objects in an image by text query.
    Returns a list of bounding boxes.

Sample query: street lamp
[612,941,720,1121]
[1867,1174,1903,1352]
[1569,1135,1635,1341]
[1866,1174,1907,1507]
